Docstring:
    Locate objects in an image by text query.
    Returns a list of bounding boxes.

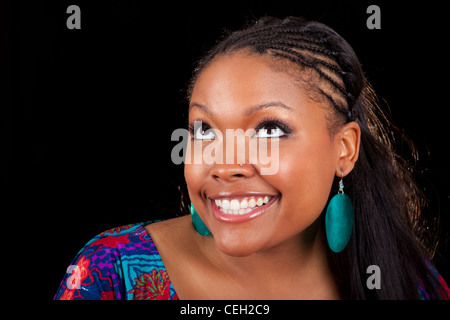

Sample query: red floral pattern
[59,256,91,300]
[128,269,178,300]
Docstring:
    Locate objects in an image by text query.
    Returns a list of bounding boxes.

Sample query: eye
[189,121,216,140]
[254,119,292,138]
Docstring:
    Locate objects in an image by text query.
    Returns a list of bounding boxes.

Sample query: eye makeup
[187,116,294,141]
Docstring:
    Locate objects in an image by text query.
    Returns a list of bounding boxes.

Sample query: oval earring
[325,171,354,253]
[190,203,211,236]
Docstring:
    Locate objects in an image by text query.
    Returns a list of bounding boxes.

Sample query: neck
[206,219,340,299]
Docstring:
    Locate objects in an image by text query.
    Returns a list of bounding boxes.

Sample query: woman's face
[185,51,357,257]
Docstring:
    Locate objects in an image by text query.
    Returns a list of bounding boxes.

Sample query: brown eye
[189,121,216,140]
[254,119,292,138]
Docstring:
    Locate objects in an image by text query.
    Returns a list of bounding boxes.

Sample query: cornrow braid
[189,16,364,124]
[259,43,348,95]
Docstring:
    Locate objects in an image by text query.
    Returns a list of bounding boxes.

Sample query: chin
[212,229,269,258]
[217,244,258,258]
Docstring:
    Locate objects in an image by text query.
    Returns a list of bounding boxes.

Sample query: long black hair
[186,16,446,299]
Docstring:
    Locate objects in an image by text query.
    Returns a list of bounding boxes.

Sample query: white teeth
[221,199,230,210]
[214,196,274,215]
[230,199,240,210]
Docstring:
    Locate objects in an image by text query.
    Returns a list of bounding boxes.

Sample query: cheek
[271,136,337,227]
[184,163,205,200]
[184,139,210,200]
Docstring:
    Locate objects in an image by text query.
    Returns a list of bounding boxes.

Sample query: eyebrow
[188,101,293,116]
[244,101,293,116]
[189,103,213,115]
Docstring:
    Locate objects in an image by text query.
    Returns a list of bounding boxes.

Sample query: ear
[335,121,361,177]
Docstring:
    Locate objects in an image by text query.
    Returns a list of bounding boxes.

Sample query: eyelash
[188,121,213,140]
[188,118,293,140]
[255,118,293,137]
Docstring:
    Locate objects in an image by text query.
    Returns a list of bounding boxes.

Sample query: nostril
[213,173,244,180]
[210,164,254,181]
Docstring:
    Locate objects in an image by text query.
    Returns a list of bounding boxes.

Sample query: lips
[210,195,279,223]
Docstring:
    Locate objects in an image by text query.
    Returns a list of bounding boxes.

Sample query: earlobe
[336,121,361,176]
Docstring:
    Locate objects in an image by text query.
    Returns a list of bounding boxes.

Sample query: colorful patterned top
[54,221,450,300]
[54,221,178,300]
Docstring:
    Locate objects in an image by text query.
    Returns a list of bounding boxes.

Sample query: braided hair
[187,16,445,299]
[188,17,362,128]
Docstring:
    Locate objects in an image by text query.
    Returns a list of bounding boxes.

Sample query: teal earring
[190,203,211,236]
[325,171,354,253]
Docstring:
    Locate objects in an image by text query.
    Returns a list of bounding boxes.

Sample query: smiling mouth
[210,195,279,222]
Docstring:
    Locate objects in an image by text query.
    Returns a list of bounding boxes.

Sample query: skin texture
[146,51,360,299]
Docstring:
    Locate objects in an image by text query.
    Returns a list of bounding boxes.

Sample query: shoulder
[144,216,219,299]
[86,221,155,249]
[144,216,201,260]
[144,215,193,237]
[55,220,180,300]
[74,221,158,262]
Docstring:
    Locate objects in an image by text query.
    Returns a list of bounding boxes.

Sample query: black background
[8,0,449,301]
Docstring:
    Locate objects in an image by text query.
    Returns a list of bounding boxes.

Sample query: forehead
[190,52,313,109]
[189,51,338,136]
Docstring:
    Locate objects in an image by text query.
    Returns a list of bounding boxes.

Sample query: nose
[210,162,255,182]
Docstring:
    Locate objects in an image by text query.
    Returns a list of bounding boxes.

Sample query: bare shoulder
[144,215,216,298]
[145,215,192,237]
[145,216,193,244]
[144,215,202,257]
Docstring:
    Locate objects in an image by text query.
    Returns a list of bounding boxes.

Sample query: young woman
[54,16,449,300]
